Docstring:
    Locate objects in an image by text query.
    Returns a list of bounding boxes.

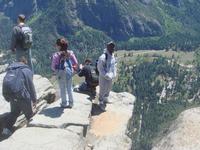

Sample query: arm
[106,58,117,80]
[51,52,60,72]
[70,51,78,71]
[97,55,107,77]
[78,67,85,77]
[23,69,37,103]
[10,27,17,51]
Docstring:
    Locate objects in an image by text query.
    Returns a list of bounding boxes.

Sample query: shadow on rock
[39,107,64,118]
[91,104,104,116]
[74,89,96,101]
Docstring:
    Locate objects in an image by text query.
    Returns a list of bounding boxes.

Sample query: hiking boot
[99,103,106,112]
[60,103,68,108]
[69,102,73,108]
[61,105,72,109]
[104,98,112,104]
[66,105,72,109]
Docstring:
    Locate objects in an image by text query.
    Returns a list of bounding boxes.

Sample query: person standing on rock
[10,14,34,72]
[51,38,78,108]
[2,56,37,136]
[97,41,117,111]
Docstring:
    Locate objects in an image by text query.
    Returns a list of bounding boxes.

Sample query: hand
[79,64,83,70]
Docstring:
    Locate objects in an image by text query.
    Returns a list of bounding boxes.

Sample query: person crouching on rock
[76,59,98,98]
[2,56,37,136]
[51,38,78,108]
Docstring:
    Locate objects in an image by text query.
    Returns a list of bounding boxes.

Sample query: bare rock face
[76,0,163,40]
[28,92,92,137]
[0,88,135,150]
[0,91,92,150]
[86,92,135,150]
[0,127,85,150]
[152,107,200,150]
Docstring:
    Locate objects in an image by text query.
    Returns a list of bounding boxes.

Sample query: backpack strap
[16,24,27,42]
[104,53,108,68]
[66,59,72,71]
[104,53,108,61]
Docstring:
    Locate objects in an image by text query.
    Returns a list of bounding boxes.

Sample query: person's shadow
[74,89,96,101]
[39,107,64,118]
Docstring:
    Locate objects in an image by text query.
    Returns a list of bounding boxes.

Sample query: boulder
[0,127,85,150]
[153,107,200,150]
[86,92,135,150]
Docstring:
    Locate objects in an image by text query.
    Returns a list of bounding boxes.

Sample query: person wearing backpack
[10,14,33,72]
[2,56,37,136]
[76,59,98,97]
[97,41,117,111]
[51,38,78,108]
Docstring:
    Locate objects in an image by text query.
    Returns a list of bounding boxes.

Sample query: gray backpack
[19,25,33,49]
[2,67,30,102]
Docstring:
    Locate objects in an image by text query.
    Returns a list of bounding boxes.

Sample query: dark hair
[56,38,68,51]
[84,59,92,64]
[19,56,27,64]
[18,14,26,22]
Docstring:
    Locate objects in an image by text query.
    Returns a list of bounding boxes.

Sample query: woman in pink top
[51,38,78,108]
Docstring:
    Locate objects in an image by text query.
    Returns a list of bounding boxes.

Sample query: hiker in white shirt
[97,41,117,111]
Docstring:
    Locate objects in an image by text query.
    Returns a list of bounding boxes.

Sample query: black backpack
[90,66,99,84]
[2,67,30,102]
[95,53,108,75]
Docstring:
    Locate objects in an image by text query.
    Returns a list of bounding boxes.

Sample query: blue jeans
[57,70,74,106]
[16,49,34,72]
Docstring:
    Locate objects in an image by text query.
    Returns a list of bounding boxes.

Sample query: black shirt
[78,65,93,85]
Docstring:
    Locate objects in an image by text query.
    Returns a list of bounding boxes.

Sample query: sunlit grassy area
[116,50,195,65]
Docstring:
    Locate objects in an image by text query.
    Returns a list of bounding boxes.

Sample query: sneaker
[66,105,72,109]
[1,128,12,136]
